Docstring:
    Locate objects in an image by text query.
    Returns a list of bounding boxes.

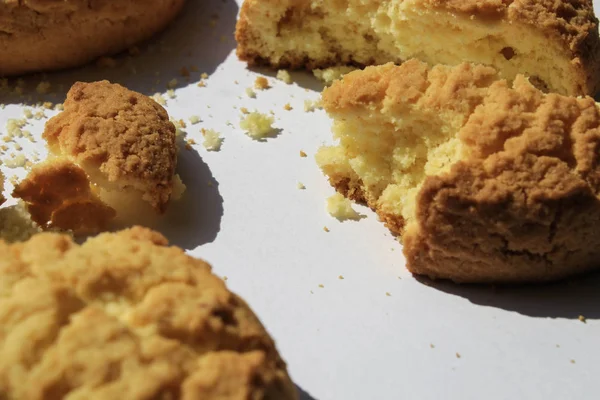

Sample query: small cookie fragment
[42,80,183,218]
[13,159,116,234]
[276,70,292,84]
[0,227,297,400]
[240,112,276,140]
[0,170,5,205]
[326,193,360,221]
[313,67,357,86]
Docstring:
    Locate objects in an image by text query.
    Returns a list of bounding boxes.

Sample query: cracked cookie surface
[0,227,297,399]
[318,60,600,283]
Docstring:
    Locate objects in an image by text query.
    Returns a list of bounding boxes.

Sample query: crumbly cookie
[0,170,5,206]
[0,0,186,76]
[0,227,298,399]
[42,80,182,217]
[12,158,116,234]
[236,0,600,96]
[317,60,600,283]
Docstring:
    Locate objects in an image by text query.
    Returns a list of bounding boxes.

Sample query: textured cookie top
[43,81,178,212]
[0,227,296,399]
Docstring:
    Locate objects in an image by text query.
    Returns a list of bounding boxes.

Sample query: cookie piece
[236,0,600,96]
[0,0,186,76]
[0,227,298,399]
[40,80,184,228]
[317,60,600,283]
[12,158,116,234]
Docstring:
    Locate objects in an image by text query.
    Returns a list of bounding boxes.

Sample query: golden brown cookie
[0,227,298,399]
[0,0,186,76]
[40,80,184,229]
[0,170,5,206]
[317,60,600,283]
[236,0,600,96]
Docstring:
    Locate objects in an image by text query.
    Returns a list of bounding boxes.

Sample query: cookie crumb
[430,344,435,349]
[276,70,292,84]
[570,359,576,364]
[323,226,330,232]
[240,112,275,140]
[578,315,587,323]
[297,182,306,190]
[189,115,201,125]
[246,87,257,98]
[152,93,166,106]
[240,107,250,114]
[254,77,269,90]
[201,72,209,80]
[313,66,356,86]
[299,150,307,158]
[385,292,391,297]
[338,275,344,280]
[201,128,223,151]
[318,284,324,288]
[167,79,178,89]
[456,353,461,359]
[283,103,292,111]
[327,193,361,221]
[304,99,322,112]
[197,81,206,88]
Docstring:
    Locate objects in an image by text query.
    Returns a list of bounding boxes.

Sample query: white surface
[1,1,599,399]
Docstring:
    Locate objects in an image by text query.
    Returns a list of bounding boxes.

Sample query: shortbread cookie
[236,0,600,96]
[0,227,297,399]
[34,80,185,229]
[317,60,600,283]
[0,0,186,76]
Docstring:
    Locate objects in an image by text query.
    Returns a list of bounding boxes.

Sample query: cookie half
[317,60,600,283]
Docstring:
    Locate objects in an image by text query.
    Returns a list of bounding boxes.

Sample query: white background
[1,1,599,399]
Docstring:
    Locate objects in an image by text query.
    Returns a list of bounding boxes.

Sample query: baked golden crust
[0,0,186,76]
[43,80,178,213]
[12,158,116,234]
[236,0,600,96]
[319,60,600,283]
[0,227,297,399]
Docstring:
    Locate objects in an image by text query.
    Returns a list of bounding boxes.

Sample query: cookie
[0,227,298,399]
[0,0,186,76]
[14,80,186,232]
[317,60,600,283]
[236,0,600,96]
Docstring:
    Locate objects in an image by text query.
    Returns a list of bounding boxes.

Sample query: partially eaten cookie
[0,227,297,399]
[14,80,186,233]
[317,60,600,283]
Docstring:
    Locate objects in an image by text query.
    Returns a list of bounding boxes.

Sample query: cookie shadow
[1,0,239,104]
[416,271,600,320]
[296,384,318,400]
[153,147,223,250]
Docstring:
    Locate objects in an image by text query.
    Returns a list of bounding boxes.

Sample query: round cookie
[0,0,186,76]
[0,227,298,399]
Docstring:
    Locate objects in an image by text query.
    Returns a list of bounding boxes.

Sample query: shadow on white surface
[417,271,600,320]
[296,384,318,400]
[1,0,239,103]
[154,146,223,249]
